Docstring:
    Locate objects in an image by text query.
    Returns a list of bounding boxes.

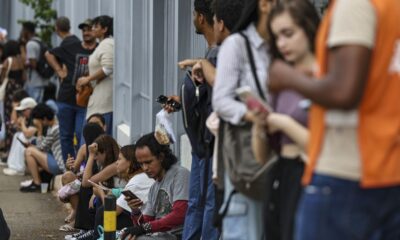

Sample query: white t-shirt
[26,37,48,87]
[315,0,377,180]
[117,172,154,212]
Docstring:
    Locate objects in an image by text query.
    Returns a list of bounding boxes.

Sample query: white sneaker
[20,179,33,187]
[3,168,24,176]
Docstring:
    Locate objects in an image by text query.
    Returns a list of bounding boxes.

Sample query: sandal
[64,211,75,223]
[59,223,76,232]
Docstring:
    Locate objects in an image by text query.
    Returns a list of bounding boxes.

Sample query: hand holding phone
[236,86,272,114]
[156,95,181,111]
[121,190,140,201]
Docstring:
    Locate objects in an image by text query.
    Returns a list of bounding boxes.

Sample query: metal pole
[104,195,116,240]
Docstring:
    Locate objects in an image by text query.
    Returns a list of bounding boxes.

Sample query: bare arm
[72,144,87,171]
[267,113,309,150]
[192,59,216,86]
[44,51,67,80]
[76,69,107,90]
[269,46,372,109]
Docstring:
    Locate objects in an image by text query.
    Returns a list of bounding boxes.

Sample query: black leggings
[265,156,305,240]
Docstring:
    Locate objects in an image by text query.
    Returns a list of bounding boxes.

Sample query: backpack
[180,71,214,159]
[32,39,54,78]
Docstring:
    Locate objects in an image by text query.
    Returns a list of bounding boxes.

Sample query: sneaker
[72,230,95,240]
[3,168,24,176]
[20,179,33,187]
[0,161,7,166]
[65,230,87,240]
[20,182,40,192]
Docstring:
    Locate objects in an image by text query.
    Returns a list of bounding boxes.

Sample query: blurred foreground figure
[268,0,400,239]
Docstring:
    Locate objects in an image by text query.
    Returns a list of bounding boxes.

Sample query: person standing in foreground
[268,0,400,239]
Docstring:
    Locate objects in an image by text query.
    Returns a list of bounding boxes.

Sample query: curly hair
[135,132,177,171]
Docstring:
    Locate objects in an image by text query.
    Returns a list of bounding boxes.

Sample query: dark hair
[1,40,21,61]
[83,123,105,147]
[55,16,71,32]
[31,103,55,121]
[95,135,120,168]
[88,113,106,127]
[194,0,214,26]
[83,123,105,165]
[233,0,259,32]
[12,90,29,103]
[92,15,113,37]
[212,0,245,32]
[267,0,320,60]
[42,83,56,102]
[22,21,36,34]
[120,144,142,177]
[135,132,177,171]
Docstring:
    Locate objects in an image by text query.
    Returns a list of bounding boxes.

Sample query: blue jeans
[182,153,219,240]
[102,112,113,136]
[221,173,265,240]
[25,85,44,103]
[57,102,86,161]
[295,174,400,240]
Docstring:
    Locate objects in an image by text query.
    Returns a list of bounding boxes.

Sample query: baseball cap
[15,97,37,111]
[78,19,93,30]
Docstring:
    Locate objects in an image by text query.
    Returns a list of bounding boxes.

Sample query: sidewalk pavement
[0,166,68,239]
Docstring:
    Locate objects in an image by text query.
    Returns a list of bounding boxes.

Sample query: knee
[62,171,77,186]
[25,146,35,157]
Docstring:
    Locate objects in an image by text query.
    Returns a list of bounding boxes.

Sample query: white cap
[15,97,37,111]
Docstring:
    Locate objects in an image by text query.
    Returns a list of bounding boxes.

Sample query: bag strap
[239,32,266,101]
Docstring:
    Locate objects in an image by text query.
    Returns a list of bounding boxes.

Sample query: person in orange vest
[268,0,400,239]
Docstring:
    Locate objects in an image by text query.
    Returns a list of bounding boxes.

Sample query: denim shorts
[47,153,62,175]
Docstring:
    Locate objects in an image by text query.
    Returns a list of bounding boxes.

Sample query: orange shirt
[304,0,400,188]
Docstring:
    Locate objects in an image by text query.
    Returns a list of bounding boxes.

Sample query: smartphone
[235,86,272,113]
[88,179,110,191]
[121,190,140,201]
[17,137,30,148]
[156,95,182,111]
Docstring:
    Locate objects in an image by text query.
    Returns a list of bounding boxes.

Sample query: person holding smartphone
[251,1,319,240]
[120,133,190,240]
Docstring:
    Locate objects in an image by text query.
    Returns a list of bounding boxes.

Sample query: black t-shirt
[49,37,96,105]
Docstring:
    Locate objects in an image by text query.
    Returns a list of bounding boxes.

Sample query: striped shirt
[212,23,270,125]
[37,124,65,172]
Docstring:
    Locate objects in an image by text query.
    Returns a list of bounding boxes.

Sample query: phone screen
[121,190,140,200]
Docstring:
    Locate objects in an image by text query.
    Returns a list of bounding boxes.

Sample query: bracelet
[142,222,152,233]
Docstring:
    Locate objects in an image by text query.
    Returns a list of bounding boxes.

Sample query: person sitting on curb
[20,103,65,192]
[120,132,190,240]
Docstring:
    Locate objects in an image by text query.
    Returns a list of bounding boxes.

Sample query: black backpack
[180,70,214,159]
[32,39,54,78]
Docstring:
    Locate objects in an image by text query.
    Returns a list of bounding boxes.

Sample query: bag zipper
[181,84,189,129]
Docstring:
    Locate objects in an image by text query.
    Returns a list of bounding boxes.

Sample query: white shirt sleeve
[26,40,40,60]
[212,35,248,125]
[328,0,377,49]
